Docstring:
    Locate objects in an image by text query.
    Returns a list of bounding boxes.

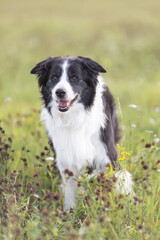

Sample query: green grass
[0,0,160,239]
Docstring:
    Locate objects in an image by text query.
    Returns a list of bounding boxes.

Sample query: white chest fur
[41,78,110,175]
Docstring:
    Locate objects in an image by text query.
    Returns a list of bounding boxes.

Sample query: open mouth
[56,95,78,112]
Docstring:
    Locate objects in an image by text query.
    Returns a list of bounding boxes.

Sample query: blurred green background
[0,2,160,238]
[0,0,160,146]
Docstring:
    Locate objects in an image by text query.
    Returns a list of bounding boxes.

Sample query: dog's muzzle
[56,95,78,112]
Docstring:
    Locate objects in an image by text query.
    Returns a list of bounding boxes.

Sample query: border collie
[31,56,133,210]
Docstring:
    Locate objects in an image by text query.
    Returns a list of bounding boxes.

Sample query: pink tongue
[58,101,69,108]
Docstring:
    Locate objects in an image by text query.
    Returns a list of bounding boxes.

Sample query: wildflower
[119,157,127,161]
[145,143,151,148]
[133,196,142,203]
[36,182,40,187]
[53,193,61,201]
[70,208,74,213]
[85,195,91,201]
[45,156,54,161]
[96,189,100,196]
[41,152,45,156]
[57,180,62,185]
[105,163,116,177]
[143,164,148,170]
[112,176,117,182]
[154,106,160,112]
[64,169,74,177]
[118,203,124,209]
[42,209,49,216]
[138,224,143,229]
[121,151,126,155]
[8,137,12,142]
[33,194,41,200]
[33,172,39,178]
[63,211,67,216]
[44,146,49,150]
[145,130,153,134]
[99,215,105,223]
[128,104,137,108]
[149,117,155,124]
[126,151,132,155]
[154,138,160,143]
[101,195,107,201]
[65,225,71,231]
[85,219,91,227]
[77,181,81,187]
[4,97,12,103]
[105,167,109,170]
[44,191,52,200]
[106,187,112,192]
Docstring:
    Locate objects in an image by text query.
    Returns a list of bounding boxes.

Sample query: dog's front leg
[62,176,77,211]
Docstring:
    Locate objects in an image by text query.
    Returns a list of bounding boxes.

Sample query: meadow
[0,0,160,239]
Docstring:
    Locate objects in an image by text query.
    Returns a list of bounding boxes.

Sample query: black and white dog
[31,56,133,210]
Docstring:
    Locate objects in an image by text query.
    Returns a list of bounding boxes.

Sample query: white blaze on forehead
[52,60,75,100]
[60,60,69,83]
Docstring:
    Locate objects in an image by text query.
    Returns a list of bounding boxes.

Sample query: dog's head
[31,56,106,112]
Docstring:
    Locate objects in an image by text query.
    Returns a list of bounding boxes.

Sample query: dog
[31,56,133,210]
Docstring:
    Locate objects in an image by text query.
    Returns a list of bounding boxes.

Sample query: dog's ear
[78,56,107,73]
[31,57,53,87]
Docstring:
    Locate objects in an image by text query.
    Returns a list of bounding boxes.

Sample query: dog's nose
[56,89,66,98]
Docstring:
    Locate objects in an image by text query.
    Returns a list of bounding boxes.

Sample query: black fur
[78,56,106,73]
[101,86,120,169]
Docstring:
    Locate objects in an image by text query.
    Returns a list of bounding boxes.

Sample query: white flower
[145,130,153,134]
[131,124,136,128]
[149,118,155,124]
[129,104,137,109]
[154,138,160,144]
[155,107,160,112]
[45,157,54,161]
[4,97,12,103]
[33,194,40,199]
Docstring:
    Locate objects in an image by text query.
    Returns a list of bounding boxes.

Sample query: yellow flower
[105,163,116,177]
[119,157,127,161]
[120,147,125,151]
[126,152,131,155]
[121,151,126,155]
[105,167,109,170]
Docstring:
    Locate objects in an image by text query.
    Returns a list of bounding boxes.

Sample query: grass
[0,0,160,239]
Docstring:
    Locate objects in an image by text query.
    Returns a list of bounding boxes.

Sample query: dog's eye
[71,76,78,81]
[53,76,58,81]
